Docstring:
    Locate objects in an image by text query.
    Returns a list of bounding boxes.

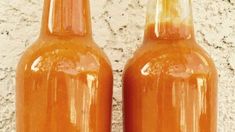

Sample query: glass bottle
[16,0,113,131]
[123,0,217,131]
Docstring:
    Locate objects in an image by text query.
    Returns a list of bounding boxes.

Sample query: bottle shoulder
[17,38,112,75]
[124,41,217,78]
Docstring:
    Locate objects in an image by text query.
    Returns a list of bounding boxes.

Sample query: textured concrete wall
[0,0,235,131]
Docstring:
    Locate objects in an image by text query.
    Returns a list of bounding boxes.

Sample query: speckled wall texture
[0,0,235,131]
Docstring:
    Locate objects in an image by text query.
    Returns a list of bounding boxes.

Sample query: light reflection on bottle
[46,0,89,36]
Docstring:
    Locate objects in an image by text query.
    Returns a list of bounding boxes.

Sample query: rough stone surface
[0,0,235,131]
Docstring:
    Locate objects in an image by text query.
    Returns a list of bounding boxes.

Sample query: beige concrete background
[0,0,235,131]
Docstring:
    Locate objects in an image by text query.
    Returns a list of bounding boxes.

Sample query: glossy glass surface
[16,0,113,132]
[41,0,92,36]
[123,0,217,132]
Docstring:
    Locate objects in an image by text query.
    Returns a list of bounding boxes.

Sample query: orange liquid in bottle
[16,0,113,131]
[123,0,217,132]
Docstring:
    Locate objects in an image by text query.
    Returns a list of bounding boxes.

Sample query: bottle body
[16,0,113,131]
[123,0,217,131]
[16,37,113,132]
[123,38,217,132]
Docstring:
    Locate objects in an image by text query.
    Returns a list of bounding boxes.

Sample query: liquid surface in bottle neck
[40,0,92,38]
[144,0,195,41]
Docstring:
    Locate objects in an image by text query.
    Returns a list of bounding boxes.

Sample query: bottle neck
[40,0,92,38]
[144,0,195,41]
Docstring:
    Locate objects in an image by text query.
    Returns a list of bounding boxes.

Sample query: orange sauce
[123,23,217,132]
[16,0,113,131]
